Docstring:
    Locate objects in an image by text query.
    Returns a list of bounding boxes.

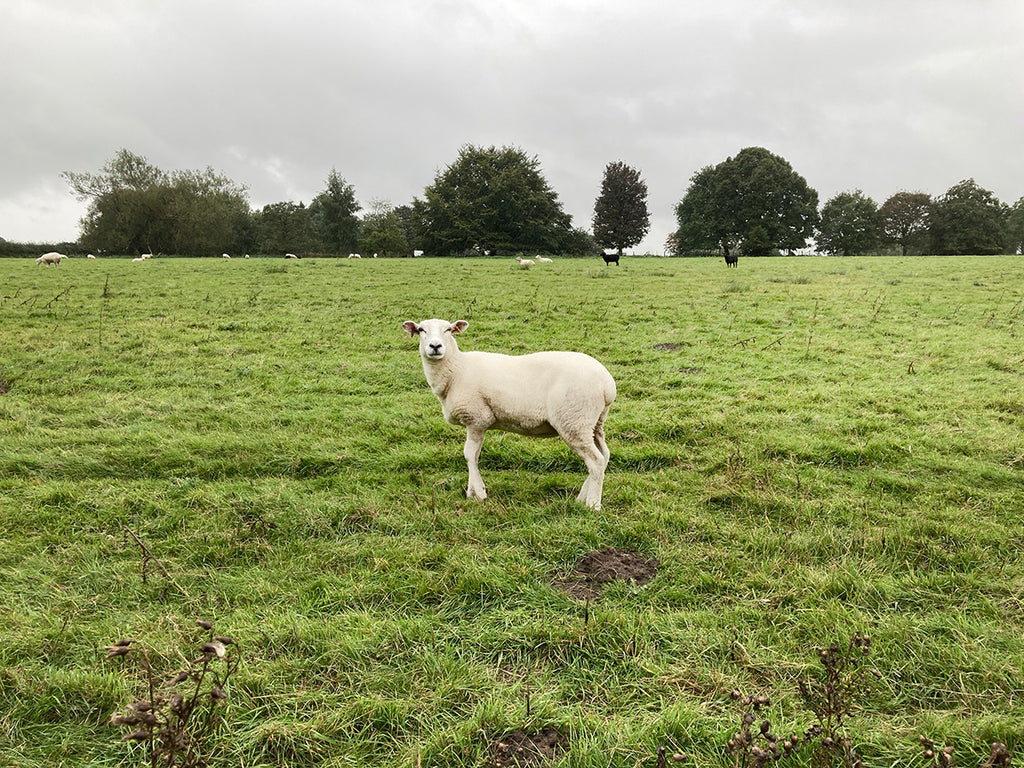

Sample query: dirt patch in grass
[555,547,659,600]
[490,727,569,768]
[0,379,10,395]
[653,342,681,351]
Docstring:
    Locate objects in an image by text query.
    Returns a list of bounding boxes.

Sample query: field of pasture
[1,254,1022,767]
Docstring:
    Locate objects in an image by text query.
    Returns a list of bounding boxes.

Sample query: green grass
[1,254,1022,767]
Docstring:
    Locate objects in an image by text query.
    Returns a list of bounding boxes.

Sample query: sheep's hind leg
[464,427,487,501]
[567,440,607,511]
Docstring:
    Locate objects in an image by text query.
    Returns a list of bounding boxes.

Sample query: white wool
[36,251,66,266]
[403,318,616,509]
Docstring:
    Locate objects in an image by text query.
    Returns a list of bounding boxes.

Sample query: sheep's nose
[429,343,443,354]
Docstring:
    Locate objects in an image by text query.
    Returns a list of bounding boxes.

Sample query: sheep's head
[403,319,467,362]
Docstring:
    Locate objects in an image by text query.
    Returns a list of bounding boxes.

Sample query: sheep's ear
[402,321,421,336]
[451,320,468,334]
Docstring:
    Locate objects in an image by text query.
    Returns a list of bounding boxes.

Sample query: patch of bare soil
[0,379,10,395]
[555,547,659,600]
[653,342,681,350]
[490,727,569,768]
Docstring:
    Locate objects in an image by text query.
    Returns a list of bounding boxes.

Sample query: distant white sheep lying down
[403,318,616,509]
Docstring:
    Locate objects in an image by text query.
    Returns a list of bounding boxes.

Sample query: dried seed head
[730,689,742,701]
[115,639,133,647]
[213,635,235,645]
[201,640,227,658]
[170,671,189,685]
[196,620,214,630]
[122,729,150,742]
[210,686,227,700]
[104,645,131,659]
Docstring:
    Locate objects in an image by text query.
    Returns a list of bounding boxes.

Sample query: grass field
[1,254,1022,767]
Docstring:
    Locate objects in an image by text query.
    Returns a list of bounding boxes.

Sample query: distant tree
[309,169,361,254]
[878,191,931,255]
[63,149,249,256]
[359,200,409,256]
[1008,196,1024,255]
[165,168,252,256]
[674,147,818,259]
[255,201,314,255]
[816,190,880,256]
[392,204,421,255]
[592,161,650,257]
[412,144,572,256]
[929,179,1009,255]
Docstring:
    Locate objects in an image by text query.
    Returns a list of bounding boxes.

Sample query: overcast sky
[2,0,1022,253]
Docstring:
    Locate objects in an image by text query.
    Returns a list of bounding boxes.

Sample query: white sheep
[514,255,535,267]
[222,253,231,259]
[131,256,146,262]
[536,255,553,263]
[348,253,362,259]
[286,253,299,259]
[403,318,616,510]
[87,254,96,259]
[36,251,66,266]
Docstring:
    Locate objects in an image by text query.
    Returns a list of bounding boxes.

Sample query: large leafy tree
[63,149,249,256]
[309,169,361,254]
[674,147,818,258]
[592,161,650,257]
[255,201,314,255]
[816,190,879,256]
[929,179,1009,255]
[878,191,931,255]
[359,200,409,256]
[412,144,572,256]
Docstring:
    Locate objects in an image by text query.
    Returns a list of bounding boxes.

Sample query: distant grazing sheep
[87,254,96,259]
[403,318,616,509]
[222,253,231,259]
[514,255,535,267]
[348,253,362,259]
[602,252,619,266]
[536,255,553,263]
[36,252,66,266]
[131,257,145,263]
[141,253,153,260]
[285,253,299,259]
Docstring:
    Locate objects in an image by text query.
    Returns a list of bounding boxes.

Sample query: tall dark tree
[929,179,1009,255]
[63,149,249,256]
[309,169,361,254]
[816,190,880,256]
[674,147,818,259]
[592,161,650,257]
[412,144,572,256]
[878,191,931,255]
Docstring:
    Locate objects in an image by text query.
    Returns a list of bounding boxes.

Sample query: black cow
[724,253,738,267]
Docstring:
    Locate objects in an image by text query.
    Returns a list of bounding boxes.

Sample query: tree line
[671,146,1024,257]
[36,146,643,259]
[2,145,1021,257]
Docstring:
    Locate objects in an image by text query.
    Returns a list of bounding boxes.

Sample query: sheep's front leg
[463,427,487,501]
